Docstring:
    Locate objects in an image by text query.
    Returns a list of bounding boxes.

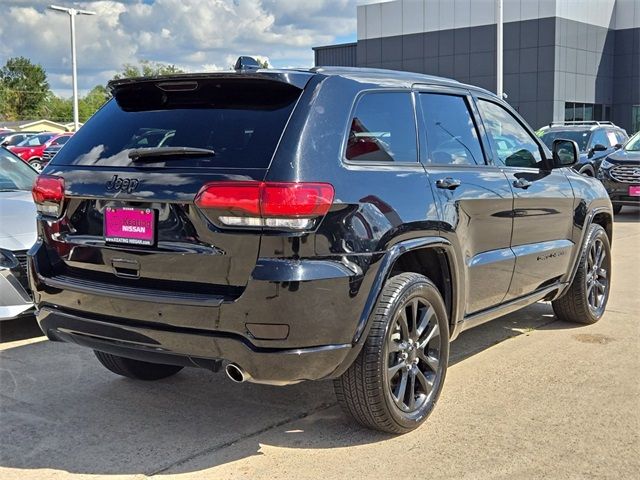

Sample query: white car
[0,148,37,320]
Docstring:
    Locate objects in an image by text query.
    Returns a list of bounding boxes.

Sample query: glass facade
[565,102,611,122]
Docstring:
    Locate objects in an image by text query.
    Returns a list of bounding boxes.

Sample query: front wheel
[334,272,449,434]
[552,224,611,324]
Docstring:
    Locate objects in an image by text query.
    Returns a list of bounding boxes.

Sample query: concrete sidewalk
[1,209,638,480]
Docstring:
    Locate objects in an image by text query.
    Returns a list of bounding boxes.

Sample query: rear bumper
[37,307,351,384]
[28,240,379,383]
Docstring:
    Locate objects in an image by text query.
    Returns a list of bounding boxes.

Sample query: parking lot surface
[1,208,638,480]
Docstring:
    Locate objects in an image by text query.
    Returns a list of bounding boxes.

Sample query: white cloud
[0,0,357,96]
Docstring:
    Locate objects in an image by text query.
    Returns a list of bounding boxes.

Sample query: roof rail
[548,120,616,127]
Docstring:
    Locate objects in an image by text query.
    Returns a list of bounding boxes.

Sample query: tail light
[194,181,334,231]
[32,175,65,217]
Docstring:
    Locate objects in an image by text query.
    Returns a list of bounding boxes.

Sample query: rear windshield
[540,130,590,152]
[51,78,302,169]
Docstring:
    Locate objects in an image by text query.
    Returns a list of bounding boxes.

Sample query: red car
[8,132,73,172]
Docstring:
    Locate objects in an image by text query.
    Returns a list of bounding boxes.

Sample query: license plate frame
[629,186,640,197]
[104,207,156,246]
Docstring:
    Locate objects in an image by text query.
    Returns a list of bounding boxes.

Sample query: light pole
[496,0,503,98]
[49,5,96,132]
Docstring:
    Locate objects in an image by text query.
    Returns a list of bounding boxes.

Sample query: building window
[565,102,611,122]
[632,106,640,133]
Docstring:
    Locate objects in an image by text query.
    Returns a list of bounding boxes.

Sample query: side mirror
[0,140,9,147]
[614,143,623,150]
[591,143,608,152]
[552,138,579,168]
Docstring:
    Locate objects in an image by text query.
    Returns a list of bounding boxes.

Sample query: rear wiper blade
[128,147,216,161]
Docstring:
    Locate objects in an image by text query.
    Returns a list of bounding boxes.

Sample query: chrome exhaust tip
[225,363,250,383]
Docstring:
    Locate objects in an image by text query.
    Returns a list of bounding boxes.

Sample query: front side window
[419,93,485,165]
[346,92,417,163]
[590,129,610,148]
[53,135,71,146]
[478,99,542,168]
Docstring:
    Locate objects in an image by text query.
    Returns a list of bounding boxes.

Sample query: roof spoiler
[234,56,261,72]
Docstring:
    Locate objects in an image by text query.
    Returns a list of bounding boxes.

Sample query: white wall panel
[538,0,557,18]
[358,0,637,40]
[454,0,471,28]
[366,3,382,39]
[357,5,367,40]
[521,0,539,21]
[439,0,455,30]
[402,0,425,34]
[470,0,496,25]
[504,0,522,22]
[381,0,403,36]
[425,0,441,31]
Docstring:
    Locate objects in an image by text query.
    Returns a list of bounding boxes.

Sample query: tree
[112,60,184,80]
[79,85,109,121]
[0,57,50,120]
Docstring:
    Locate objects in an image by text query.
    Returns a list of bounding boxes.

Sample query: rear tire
[334,272,449,434]
[552,224,611,324]
[612,204,622,214]
[94,351,183,380]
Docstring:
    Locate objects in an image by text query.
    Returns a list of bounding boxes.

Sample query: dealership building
[313,0,640,133]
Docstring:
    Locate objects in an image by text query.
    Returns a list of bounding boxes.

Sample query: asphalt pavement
[1,207,638,480]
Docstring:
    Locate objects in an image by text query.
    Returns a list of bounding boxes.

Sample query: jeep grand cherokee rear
[30,65,613,434]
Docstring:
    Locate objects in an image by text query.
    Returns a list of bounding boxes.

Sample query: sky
[0,0,358,97]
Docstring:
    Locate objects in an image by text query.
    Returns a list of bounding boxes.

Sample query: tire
[94,350,183,380]
[334,272,449,434]
[28,158,44,172]
[612,204,622,214]
[552,224,611,324]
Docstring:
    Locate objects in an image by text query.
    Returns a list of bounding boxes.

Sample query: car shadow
[0,302,585,476]
[0,315,42,343]
[613,206,640,223]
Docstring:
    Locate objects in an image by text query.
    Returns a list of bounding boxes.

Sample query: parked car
[41,133,74,167]
[0,148,37,321]
[538,121,628,176]
[29,64,613,433]
[8,132,72,172]
[0,131,40,148]
[597,130,640,213]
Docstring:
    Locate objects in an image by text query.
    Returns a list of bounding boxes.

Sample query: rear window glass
[51,78,302,169]
[346,92,417,163]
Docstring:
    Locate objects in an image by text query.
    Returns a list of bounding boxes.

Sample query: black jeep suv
[29,65,614,433]
[538,121,628,177]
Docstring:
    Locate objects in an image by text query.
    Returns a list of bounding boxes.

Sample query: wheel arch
[329,237,461,378]
[554,206,612,301]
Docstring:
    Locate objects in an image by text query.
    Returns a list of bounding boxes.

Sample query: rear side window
[419,93,485,165]
[346,92,417,163]
[52,78,302,169]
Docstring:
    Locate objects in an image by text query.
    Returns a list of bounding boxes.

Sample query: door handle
[435,177,462,190]
[513,177,532,189]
